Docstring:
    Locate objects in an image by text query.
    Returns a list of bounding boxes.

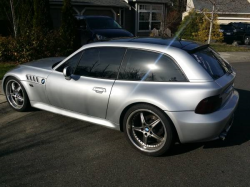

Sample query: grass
[210,43,250,52]
[0,62,17,80]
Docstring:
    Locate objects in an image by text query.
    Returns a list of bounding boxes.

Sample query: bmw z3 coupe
[2,38,239,156]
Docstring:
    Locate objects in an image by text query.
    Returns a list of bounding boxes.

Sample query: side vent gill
[26,74,42,84]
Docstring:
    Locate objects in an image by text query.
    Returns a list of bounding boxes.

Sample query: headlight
[96,34,107,40]
[219,29,224,32]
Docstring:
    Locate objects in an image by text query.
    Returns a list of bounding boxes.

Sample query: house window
[138,4,163,32]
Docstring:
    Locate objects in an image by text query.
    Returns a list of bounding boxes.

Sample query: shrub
[193,14,223,42]
[0,36,16,62]
[176,10,203,40]
[177,10,223,43]
[0,30,68,64]
[0,0,78,64]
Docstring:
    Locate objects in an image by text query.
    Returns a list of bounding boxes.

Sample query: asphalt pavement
[0,61,250,187]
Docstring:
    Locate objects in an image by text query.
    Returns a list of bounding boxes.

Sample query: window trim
[55,51,84,73]
[54,47,189,82]
[117,47,189,82]
[73,46,127,80]
[138,4,164,32]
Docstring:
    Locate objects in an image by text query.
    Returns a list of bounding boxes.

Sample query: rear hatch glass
[191,47,232,79]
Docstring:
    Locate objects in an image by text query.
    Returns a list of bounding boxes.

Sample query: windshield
[86,17,122,30]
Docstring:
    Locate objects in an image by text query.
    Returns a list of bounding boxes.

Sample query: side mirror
[63,66,72,80]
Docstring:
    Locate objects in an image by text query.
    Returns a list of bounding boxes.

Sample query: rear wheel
[5,77,30,112]
[123,104,174,156]
[244,36,250,45]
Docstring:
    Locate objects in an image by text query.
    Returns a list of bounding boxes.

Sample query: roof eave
[49,0,130,8]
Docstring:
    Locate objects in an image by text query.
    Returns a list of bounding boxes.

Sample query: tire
[244,36,250,45]
[4,76,30,112]
[123,104,174,156]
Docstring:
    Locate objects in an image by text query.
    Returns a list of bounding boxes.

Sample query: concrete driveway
[0,60,250,186]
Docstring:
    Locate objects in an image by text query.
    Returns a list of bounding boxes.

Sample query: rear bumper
[166,90,239,143]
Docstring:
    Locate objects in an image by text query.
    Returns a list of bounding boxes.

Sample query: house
[183,0,250,24]
[49,0,175,36]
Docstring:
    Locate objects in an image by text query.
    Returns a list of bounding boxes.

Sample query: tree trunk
[10,0,17,38]
[208,4,215,44]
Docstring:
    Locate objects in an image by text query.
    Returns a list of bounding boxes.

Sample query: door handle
[93,87,106,94]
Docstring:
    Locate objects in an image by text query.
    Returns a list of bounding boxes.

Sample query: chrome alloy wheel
[6,80,25,109]
[126,109,167,153]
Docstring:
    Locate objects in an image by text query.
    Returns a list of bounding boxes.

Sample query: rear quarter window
[191,48,229,79]
[118,49,187,82]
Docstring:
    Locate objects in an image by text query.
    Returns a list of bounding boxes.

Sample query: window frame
[72,46,127,80]
[117,47,189,82]
[54,51,84,73]
[138,4,164,32]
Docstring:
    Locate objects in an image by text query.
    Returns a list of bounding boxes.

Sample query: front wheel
[244,36,250,45]
[5,77,30,112]
[123,104,174,156]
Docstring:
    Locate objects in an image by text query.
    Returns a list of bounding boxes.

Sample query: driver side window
[56,51,83,72]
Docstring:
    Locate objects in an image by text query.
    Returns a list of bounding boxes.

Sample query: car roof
[109,37,204,52]
[64,37,213,81]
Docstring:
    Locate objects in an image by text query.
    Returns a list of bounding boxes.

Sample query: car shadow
[166,88,250,156]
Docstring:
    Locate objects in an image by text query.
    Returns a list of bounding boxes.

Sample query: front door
[46,47,126,119]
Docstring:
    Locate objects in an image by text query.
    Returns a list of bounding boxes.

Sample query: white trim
[119,9,121,24]
[135,3,138,35]
[137,4,164,32]
[123,8,126,28]
[81,7,117,20]
[205,12,250,15]
[218,17,250,20]
[73,7,80,15]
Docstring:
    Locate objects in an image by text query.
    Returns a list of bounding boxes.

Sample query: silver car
[2,38,239,156]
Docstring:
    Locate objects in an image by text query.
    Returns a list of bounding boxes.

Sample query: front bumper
[166,90,239,143]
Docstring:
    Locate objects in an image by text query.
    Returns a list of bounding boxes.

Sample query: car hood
[93,29,133,38]
[22,57,65,70]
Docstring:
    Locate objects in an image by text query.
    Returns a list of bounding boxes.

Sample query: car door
[46,47,126,119]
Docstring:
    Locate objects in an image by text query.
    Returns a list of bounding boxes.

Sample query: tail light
[195,95,222,114]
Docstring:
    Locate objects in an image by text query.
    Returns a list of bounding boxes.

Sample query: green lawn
[209,43,250,52]
[0,63,17,80]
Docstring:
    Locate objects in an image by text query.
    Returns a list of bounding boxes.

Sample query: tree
[176,9,223,42]
[0,0,33,37]
[59,0,77,54]
[176,10,203,40]
[0,0,18,37]
[33,0,52,31]
[16,0,34,36]
[193,13,223,42]
[157,0,187,37]
[185,0,249,44]
[196,0,216,44]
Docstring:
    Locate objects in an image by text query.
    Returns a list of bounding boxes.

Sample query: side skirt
[31,101,120,131]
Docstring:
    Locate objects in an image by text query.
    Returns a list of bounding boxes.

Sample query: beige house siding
[183,0,250,24]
